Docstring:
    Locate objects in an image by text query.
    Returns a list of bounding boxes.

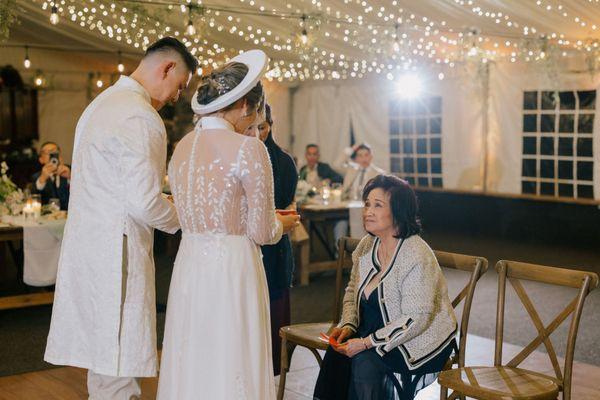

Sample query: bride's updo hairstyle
[195,62,264,113]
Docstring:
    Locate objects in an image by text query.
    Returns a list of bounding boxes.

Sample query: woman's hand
[329,326,353,344]
[335,338,370,358]
[276,213,300,233]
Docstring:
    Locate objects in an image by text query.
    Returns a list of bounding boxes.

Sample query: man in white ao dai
[44,38,198,399]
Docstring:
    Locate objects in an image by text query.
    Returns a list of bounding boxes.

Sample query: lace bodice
[168,117,282,245]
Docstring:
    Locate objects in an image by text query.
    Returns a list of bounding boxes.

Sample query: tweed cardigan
[338,234,457,370]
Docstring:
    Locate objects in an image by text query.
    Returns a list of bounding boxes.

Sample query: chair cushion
[280,322,336,350]
[439,366,560,400]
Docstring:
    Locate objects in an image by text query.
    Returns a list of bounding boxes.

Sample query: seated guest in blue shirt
[32,141,70,210]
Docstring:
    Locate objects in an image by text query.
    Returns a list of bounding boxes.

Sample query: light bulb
[301,29,308,45]
[35,77,43,86]
[393,40,401,52]
[186,21,196,36]
[96,79,104,88]
[24,56,31,69]
[438,72,445,80]
[468,46,478,56]
[50,5,59,25]
[197,67,203,75]
[118,63,125,73]
[396,73,422,98]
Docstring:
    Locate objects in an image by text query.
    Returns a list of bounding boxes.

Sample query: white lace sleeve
[238,137,283,245]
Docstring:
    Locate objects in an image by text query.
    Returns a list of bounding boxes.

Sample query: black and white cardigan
[339,234,457,370]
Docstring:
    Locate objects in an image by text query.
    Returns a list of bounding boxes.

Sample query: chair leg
[440,384,448,400]
[277,337,296,400]
[308,347,323,368]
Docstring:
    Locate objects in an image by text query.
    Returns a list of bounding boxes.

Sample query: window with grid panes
[389,97,443,188]
[521,90,595,199]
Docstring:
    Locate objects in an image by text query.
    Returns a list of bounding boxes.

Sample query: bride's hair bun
[195,62,260,110]
[195,74,221,105]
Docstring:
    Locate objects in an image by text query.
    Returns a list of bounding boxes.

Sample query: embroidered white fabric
[157,116,280,399]
[168,117,281,243]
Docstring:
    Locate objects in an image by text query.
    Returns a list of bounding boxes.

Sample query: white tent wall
[291,84,351,168]
[1,46,293,166]
[489,61,600,199]
[290,71,485,190]
[262,80,292,152]
[0,46,120,164]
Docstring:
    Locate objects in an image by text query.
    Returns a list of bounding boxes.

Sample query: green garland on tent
[0,0,18,41]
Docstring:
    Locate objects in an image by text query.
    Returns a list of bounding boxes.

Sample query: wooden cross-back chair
[434,250,488,400]
[439,260,599,400]
[277,236,358,400]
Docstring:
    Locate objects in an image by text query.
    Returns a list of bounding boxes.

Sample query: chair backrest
[494,260,599,400]
[434,250,489,368]
[332,237,360,324]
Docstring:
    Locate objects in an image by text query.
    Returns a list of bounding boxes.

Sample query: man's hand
[40,163,58,184]
[57,164,71,180]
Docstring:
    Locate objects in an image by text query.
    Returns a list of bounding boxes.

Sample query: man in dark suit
[32,141,70,210]
[298,144,343,186]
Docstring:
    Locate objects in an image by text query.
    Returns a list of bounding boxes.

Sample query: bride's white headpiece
[191,49,269,115]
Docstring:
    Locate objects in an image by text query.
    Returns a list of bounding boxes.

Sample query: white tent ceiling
[7,1,600,81]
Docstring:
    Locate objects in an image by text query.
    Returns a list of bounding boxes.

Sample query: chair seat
[280,322,336,350]
[439,366,560,400]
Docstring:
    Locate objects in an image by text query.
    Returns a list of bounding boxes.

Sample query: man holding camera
[32,141,70,210]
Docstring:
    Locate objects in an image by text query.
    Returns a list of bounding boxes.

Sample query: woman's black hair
[362,174,421,239]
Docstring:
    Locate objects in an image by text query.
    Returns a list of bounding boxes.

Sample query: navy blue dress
[314,290,455,400]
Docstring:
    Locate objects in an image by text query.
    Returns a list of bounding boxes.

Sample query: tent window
[389,96,443,188]
[521,90,595,199]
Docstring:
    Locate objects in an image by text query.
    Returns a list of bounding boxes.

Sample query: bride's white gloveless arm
[238,137,283,245]
[120,116,180,234]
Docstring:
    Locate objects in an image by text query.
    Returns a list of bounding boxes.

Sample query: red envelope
[319,332,340,347]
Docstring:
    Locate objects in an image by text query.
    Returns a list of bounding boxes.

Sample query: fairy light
[117,51,125,73]
[24,46,31,69]
[186,6,196,36]
[50,4,59,25]
[30,0,600,81]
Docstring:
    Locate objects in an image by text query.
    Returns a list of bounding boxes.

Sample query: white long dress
[157,116,283,399]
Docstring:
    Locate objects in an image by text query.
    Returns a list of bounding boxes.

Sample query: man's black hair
[145,37,199,72]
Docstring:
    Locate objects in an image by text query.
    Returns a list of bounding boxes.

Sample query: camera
[49,152,60,166]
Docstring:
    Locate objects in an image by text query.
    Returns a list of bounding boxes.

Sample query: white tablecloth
[2,216,66,287]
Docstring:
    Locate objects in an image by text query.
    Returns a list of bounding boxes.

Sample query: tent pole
[481,63,490,193]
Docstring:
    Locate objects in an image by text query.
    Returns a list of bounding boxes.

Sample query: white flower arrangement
[0,162,24,216]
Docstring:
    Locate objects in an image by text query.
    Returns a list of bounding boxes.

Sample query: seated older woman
[313,175,457,400]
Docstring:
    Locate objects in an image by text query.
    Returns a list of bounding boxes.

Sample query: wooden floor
[0,335,599,399]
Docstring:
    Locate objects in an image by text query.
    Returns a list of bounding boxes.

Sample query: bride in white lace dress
[157,50,300,399]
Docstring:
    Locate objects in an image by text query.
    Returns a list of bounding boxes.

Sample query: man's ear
[162,61,176,78]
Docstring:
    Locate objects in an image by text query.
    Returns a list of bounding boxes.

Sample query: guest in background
[314,175,457,400]
[32,141,70,210]
[254,104,298,375]
[333,143,386,242]
[334,143,386,201]
[298,144,342,188]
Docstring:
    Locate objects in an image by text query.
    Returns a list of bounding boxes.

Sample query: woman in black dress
[257,104,298,375]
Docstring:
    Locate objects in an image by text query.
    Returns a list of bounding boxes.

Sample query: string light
[50,4,59,25]
[299,15,309,45]
[24,46,31,69]
[117,51,125,73]
[34,70,45,87]
[31,0,600,82]
[186,6,196,36]
[95,73,104,88]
